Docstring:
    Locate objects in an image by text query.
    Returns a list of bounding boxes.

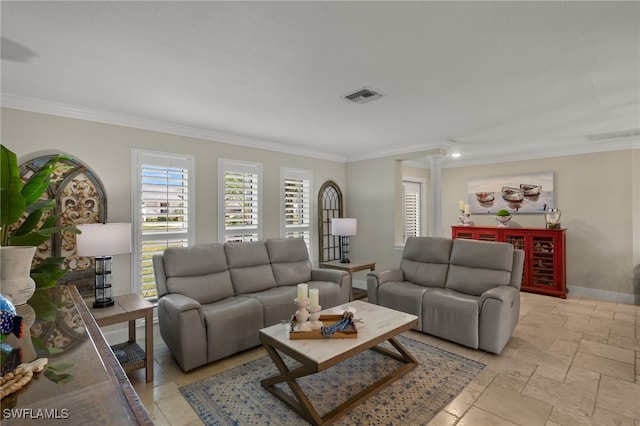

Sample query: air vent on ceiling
[586,128,640,142]
[343,87,384,104]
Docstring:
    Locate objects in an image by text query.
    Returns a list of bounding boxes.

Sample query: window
[133,150,194,301]
[219,159,262,242]
[280,167,312,251]
[402,180,422,242]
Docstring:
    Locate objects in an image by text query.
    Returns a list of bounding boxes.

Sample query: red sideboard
[452,226,566,298]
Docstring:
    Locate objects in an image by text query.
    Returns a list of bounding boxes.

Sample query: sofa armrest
[478,286,520,354]
[366,269,404,304]
[157,294,207,371]
[311,268,351,303]
[311,268,348,284]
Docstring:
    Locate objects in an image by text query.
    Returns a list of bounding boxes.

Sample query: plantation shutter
[220,160,262,242]
[403,180,421,242]
[281,168,312,250]
[134,151,194,301]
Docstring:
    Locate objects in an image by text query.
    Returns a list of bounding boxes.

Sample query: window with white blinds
[403,180,421,243]
[133,150,194,301]
[280,167,312,251]
[219,159,262,242]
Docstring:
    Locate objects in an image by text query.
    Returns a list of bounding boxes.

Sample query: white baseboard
[567,285,640,305]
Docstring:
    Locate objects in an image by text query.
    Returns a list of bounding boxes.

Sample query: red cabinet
[452,226,566,298]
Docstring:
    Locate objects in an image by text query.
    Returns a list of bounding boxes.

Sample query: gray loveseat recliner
[367,237,524,354]
[153,238,350,371]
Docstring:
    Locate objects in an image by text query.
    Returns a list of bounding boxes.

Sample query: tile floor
[128,292,640,425]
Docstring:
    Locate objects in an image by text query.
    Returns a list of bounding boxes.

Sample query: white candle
[297,283,308,301]
[464,204,470,214]
[309,289,319,309]
[459,200,464,211]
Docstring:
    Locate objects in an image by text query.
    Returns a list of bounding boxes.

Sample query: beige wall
[347,150,640,302]
[1,108,346,296]
[3,107,638,303]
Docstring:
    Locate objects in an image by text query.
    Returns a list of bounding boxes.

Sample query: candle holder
[294,298,311,331]
[308,306,323,329]
[463,213,472,226]
[457,209,465,225]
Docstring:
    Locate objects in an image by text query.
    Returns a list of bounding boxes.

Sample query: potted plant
[1,145,80,303]
[495,209,512,227]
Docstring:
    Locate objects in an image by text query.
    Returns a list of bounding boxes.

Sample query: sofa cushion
[244,286,298,327]
[163,244,234,304]
[224,241,277,294]
[266,238,312,286]
[446,239,513,296]
[400,237,452,287]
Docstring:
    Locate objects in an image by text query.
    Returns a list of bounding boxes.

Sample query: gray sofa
[367,237,524,354]
[153,238,350,371]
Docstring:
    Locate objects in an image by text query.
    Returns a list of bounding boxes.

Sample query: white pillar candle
[464,204,470,214]
[309,289,319,309]
[297,283,308,301]
[459,200,464,211]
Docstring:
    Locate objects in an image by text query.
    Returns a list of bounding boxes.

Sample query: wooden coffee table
[259,300,419,426]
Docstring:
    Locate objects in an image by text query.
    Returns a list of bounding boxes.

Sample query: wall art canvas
[467,172,554,214]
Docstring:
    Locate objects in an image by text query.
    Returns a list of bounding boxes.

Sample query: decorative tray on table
[289,314,358,339]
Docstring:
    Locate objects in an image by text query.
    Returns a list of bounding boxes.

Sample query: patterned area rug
[180,336,484,425]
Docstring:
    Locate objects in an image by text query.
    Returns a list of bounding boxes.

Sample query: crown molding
[0,93,347,163]
[3,93,637,168]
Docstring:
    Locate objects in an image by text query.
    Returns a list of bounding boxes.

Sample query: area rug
[179,335,484,425]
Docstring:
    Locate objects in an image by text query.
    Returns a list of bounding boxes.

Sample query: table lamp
[76,223,132,308]
[330,218,357,263]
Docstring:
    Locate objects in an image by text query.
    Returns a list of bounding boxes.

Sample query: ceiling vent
[343,87,384,104]
[586,128,640,142]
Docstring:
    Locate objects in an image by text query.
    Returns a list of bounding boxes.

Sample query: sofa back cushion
[163,243,234,304]
[224,240,277,294]
[446,239,514,296]
[400,237,452,288]
[265,238,312,286]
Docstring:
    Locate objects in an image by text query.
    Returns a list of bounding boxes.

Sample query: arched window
[317,180,343,264]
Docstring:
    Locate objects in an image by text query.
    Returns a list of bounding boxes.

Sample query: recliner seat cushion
[163,243,234,304]
[400,237,452,287]
[266,238,312,286]
[446,239,513,296]
[225,241,277,294]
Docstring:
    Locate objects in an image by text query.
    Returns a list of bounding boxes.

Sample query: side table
[320,260,376,300]
[89,293,154,383]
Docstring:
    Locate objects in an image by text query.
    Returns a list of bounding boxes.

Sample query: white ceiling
[2,1,639,166]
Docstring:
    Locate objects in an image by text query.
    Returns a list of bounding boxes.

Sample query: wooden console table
[0,285,152,425]
[89,294,154,383]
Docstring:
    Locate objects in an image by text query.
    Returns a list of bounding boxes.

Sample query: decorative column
[429,154,444,237]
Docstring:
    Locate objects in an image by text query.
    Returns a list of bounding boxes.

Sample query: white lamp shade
[76,223,132,256]
[331,218,357,236]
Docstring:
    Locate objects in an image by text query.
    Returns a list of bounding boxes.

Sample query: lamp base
[93,299,115,309]
[339,258,351,263]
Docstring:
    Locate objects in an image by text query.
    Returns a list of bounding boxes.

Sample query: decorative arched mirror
[20,155,107,297]
[317,180,343,264]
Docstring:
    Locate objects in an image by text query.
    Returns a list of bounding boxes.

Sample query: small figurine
[0,295,23,342]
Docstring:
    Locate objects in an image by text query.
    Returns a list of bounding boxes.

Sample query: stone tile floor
[127,292,640,425]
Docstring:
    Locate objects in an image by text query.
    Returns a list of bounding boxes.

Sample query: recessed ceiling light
[451,152,462,158]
